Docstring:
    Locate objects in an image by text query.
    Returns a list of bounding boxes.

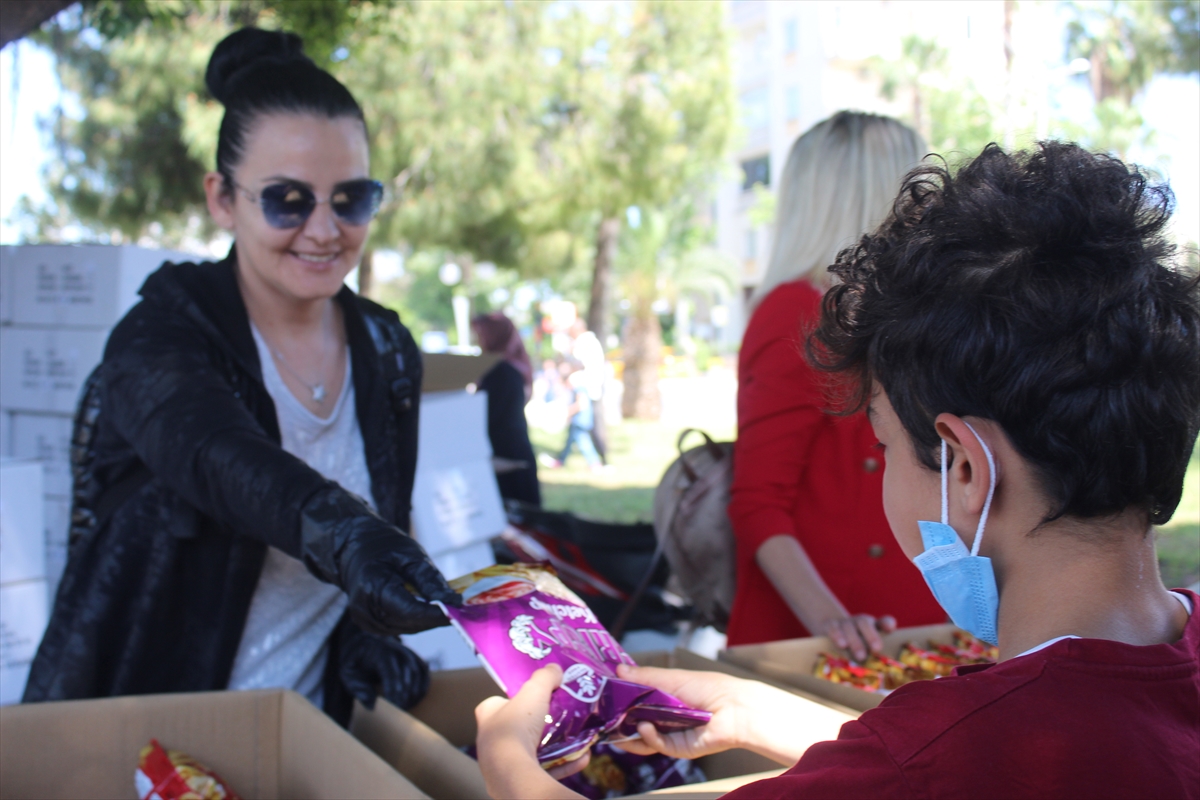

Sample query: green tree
[1063,0,1199,158]
[615,205,735,419]
[19,0,400,246]
[868,34,1001,162]
[544,1,736,346]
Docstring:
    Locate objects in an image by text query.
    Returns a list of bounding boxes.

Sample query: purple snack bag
[436,563,712,768]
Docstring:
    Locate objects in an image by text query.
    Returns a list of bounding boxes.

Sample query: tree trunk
[357,248,374,298]
[587,216,620,346]
[621,306,662,420]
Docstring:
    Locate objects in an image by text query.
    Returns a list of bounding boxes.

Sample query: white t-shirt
[226,325,377,706]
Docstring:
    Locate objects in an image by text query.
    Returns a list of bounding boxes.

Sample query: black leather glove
[338,624,430,711]
[299,485,462,636]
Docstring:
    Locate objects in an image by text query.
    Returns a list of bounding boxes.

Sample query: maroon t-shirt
[728,591,1200,799]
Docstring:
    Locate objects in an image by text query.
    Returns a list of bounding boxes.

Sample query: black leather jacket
[24,251,423,723]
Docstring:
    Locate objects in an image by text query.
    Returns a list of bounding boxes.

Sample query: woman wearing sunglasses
[24,28,460,724]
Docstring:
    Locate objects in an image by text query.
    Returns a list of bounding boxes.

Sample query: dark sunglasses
[230,178,384,229]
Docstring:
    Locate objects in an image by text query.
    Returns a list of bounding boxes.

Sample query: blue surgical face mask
[911,422,1000,645]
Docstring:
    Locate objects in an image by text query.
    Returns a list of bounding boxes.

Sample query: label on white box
[7,245,198,328]
[0,328,107,414]
[11,414,73,497]
[44,497,70,606]
[0,459,46,584]
[410,390,506,556]
[411,459,507,556]
[0,245,14,325]
[0,580,50,705]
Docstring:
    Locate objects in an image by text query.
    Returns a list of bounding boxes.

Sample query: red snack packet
[135,739,240,800]
[813,652,881,691]
[951,629,1000,662]
[898,643,959,678]
[863,653,919,690]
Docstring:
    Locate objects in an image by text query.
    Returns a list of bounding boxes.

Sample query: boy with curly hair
[473,142,1200,799]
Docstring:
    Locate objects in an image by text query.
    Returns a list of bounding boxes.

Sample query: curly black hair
[809,142,1200,526]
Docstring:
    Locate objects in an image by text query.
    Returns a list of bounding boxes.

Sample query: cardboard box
[350,648,856,800]
[5,244,197,329]
[10,413,72,498]
[719,623,960,713]
[0,327,106,414]
[0,459,45,584]
[0,689,428,799]
[0,580,49,706]
[421,352,500,394]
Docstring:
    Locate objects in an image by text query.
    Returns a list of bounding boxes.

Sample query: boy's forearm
[479,743,584,800]
[738,681,853,765]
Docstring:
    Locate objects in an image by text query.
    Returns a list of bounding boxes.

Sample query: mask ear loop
[962,421,997,557]
[940,439,949,525]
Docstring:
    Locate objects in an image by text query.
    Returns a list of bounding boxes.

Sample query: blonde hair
[750,111,926,307]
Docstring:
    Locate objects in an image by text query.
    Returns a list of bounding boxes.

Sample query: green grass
[529,374,737,523]
[530,418,734,523]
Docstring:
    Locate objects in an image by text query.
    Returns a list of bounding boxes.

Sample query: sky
[1,7,1197,246]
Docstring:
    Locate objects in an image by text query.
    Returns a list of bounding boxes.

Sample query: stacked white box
[0,459,48,704]
[5,244,195,329]
[410,390,507,558]
[0,245,201,651]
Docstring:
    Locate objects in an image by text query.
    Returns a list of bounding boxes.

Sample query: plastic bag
[437,563,711,768]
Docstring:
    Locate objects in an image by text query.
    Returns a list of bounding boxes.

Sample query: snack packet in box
[135,739,239,800]
[437,564,712,768]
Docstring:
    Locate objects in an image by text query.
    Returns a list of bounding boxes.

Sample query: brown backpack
[651,429,737,632]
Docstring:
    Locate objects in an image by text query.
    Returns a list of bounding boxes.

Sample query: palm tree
[616,208,737,419]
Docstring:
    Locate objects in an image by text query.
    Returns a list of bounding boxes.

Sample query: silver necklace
[271,347,328,404]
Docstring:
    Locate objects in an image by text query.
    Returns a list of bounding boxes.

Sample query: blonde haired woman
[726,111,945,654]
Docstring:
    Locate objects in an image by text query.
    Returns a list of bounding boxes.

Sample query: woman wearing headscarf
[472,312,541,506]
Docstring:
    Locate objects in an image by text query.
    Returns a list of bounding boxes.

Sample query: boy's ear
[934,414,996,526]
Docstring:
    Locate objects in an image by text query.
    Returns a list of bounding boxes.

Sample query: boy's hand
[610,665,753,760]
[474,664,590,798]
[613,664,853,766]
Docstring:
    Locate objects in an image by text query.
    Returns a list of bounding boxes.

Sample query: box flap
[0,690,282,799]
[279,691,427,799]
[630,769,785,798]
[351,698,489,800]
[0,690,425,800]
[421,353,500,394]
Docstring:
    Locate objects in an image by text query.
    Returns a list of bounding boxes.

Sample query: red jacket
[726,591,1200,799]
[726,280,944,646]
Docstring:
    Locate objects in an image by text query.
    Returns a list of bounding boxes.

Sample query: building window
[784,18,798,54]
[786,85,800,122]
[744,228,757,260]
[739,86,770,134]
[741,155,770,191]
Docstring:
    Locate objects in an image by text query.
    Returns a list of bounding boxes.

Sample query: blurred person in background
[568,317,609,464]
[540,360,603,471]
[726,111,945,655]
[472,312,541,506]
[23,27,459,724]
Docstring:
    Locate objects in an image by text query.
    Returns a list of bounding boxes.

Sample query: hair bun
[206,27,311,105]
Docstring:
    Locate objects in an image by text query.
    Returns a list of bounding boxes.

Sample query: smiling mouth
[291,252,340,264]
